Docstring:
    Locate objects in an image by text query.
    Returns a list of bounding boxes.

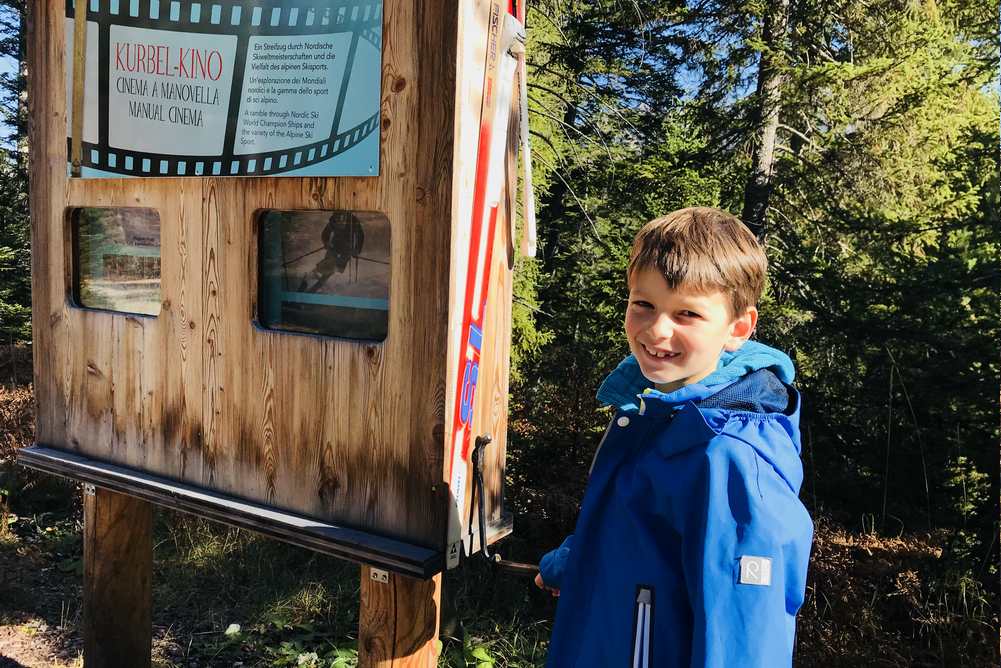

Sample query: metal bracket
[466,436,494,560]
[369,568,389,584]
[83,483,96,497]
[465,436,538,578]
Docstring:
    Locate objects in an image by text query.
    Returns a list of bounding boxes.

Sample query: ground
[0,619,81,668]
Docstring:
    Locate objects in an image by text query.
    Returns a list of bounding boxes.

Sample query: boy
[535,207,813,667]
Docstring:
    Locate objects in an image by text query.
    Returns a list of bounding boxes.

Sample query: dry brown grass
[796,516,997,667]
[0,344,34,461]
[0,382,33,459]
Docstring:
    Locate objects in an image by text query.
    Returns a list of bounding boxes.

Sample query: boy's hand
[534,573,560,597]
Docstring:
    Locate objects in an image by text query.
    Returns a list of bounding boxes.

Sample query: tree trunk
[17,0,28,173]
[540,102,578,268]
[741,0,789,239]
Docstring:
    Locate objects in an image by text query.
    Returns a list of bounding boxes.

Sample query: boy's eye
[679,310,701,318]
[630,300,654,309]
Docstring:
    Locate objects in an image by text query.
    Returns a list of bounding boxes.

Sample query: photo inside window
[72,207,161,316]
[258,210,390,341]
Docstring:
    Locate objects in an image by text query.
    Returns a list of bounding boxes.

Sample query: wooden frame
[26,0,514,569]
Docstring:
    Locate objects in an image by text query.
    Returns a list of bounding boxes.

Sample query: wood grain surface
[358,566,440,667]
[83,486,152,667]
[30,0,515,554]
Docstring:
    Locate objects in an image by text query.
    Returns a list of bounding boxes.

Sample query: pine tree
[0,0,28,342]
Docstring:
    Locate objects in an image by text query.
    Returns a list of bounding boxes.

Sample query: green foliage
[441,629,500,667]
[146,517,368,666]
[943,456,990,525]
[0,152,29,341]
[750,2,999,569]
[509,252,553,384]
[0,2,27,343]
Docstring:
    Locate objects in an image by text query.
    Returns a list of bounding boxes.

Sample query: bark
[741,0,790,239]
[540,102,577,268]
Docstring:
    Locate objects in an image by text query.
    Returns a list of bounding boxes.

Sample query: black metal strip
[329,29,358,138]
[18,444,443,578]
[220,28,250,167]
[98,11,110,148]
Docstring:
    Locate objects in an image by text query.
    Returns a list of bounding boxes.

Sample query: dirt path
[0,617,81,668]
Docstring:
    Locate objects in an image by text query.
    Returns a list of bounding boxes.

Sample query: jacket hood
[596,340,796,411]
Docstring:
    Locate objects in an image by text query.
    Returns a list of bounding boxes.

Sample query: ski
[445,0,525,569]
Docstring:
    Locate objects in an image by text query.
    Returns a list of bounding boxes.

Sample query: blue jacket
[539,341,813,667]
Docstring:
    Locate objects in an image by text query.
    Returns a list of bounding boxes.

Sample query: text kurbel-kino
[114,42,224,127]
[115,42,225,81]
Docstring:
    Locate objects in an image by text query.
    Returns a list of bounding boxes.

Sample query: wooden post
[358,566,441,667]
[83,485,152,668]
[70,0,87,176]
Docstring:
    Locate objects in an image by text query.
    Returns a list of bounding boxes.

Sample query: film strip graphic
[66,0,383,177]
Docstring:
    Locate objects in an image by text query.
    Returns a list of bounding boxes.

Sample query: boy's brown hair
[627,207,766,319]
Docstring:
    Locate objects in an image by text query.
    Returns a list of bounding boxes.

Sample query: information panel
[65,0,383,178]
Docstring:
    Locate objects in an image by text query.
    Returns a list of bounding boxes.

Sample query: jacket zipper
[588,419,614,476]
[631,586,653,668]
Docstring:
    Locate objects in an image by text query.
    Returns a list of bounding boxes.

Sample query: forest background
[0,0,998,666]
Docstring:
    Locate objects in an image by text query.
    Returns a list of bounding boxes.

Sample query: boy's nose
[649,314,674,340]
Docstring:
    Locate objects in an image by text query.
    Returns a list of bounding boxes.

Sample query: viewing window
[258,210,390,341]
[71,207,161,316]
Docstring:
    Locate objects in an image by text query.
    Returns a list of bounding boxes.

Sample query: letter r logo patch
[739,556,772,586]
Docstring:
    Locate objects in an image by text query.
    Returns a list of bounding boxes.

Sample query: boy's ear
[724,306,758,351]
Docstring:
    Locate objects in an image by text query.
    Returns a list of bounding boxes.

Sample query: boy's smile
[625,267,757,393]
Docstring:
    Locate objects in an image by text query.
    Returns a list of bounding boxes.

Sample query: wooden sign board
[22,0,518,578]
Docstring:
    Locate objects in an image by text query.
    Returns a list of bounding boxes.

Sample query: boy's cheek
[623,313,643,338]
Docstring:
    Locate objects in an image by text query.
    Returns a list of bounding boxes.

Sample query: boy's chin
[636,366,680,387]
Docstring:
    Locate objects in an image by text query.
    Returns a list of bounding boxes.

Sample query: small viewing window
[71,207,161,316]
[258,210,390,341]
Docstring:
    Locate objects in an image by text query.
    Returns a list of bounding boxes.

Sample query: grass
[145,516,555,666]
[1,493,556,667]
[796,517,998,666]
[7,494,994,667]
[150,516,364,666]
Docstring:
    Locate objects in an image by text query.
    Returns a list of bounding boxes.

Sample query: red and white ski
[445,0,527,569]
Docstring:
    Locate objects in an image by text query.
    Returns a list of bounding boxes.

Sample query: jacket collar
[596,340,796,412]
[633,389,730,457]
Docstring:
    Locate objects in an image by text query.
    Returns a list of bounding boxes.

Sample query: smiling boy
[535,207,813,667]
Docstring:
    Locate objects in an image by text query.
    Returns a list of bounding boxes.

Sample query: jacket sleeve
[538,534,573,589]
[681,435,810,668]
[537,417,614,588]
